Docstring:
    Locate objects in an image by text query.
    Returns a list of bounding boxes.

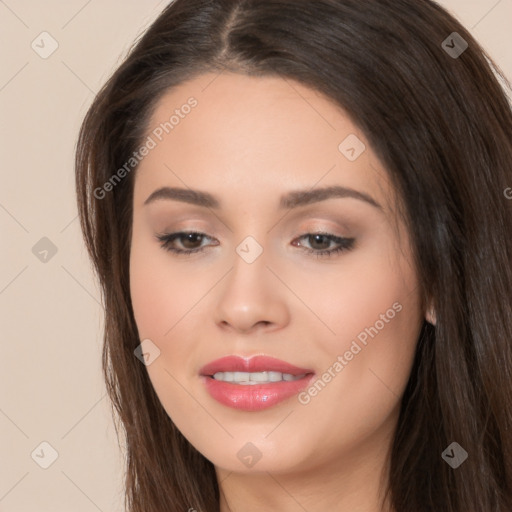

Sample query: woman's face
[130,71,427,475]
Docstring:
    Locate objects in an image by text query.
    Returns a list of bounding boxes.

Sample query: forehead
[134,71,395,215]
[146,71,355,156]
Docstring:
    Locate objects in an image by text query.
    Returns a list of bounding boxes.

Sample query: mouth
[199,355,315,411]
[207,370,308,384]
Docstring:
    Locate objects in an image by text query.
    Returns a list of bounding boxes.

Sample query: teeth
[212,371,306,384]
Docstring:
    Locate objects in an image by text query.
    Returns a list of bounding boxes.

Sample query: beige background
[1,1,511,511]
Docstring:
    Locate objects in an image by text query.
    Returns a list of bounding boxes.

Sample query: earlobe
[426,304,436,326]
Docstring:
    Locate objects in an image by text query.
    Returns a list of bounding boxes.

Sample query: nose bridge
[213,233,290,332]
[226,235,270,307]
[235,234,265,266]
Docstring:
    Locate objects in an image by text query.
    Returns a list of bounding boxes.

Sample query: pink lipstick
[199,355,315,411]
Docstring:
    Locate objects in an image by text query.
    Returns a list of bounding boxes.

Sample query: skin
[129,71,435,512]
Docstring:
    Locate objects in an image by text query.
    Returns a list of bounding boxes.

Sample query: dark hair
[75,0,512,510]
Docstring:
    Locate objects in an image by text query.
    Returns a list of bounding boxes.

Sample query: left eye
[155,231,355,258]
[292,233,355,257]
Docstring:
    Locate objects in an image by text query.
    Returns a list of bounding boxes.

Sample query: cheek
[129,235,219,400]
[129,236,204,339]
[282,235,420,357]
[288,263,421,457]
[295,236,421,396]
[129,238,205,428]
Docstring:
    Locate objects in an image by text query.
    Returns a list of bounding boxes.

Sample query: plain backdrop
[1,1,511,511]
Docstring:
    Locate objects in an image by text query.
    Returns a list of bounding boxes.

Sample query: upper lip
[199,355,314,376]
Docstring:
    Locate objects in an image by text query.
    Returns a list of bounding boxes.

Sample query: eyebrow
[143,185,383,211]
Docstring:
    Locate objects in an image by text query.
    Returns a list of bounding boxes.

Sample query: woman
[75,0,512,510]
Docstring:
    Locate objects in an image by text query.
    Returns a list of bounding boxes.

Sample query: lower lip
[201,374,315,411]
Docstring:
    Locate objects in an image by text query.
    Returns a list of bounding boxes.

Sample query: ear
[425,303,436,326]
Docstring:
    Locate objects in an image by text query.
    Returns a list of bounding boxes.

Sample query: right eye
[155,231,218,256]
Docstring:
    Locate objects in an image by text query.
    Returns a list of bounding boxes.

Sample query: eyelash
[155,231,355,258]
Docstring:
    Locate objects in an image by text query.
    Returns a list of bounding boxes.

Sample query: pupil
[310,234,329,250]
[182,233,201,249]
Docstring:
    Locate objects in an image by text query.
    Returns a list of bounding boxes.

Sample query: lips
[199,355,315,411]
[199,355,313,376]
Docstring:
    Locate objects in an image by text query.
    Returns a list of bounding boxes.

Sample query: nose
[213,251,290,334]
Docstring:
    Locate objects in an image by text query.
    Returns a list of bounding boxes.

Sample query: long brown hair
[74,1,512,510]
